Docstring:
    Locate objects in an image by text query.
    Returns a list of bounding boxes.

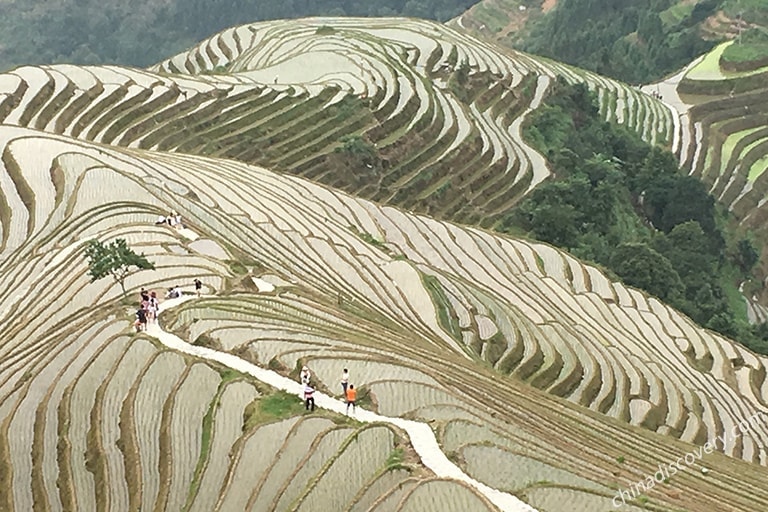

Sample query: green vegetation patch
[748,154,768,181]
[659,2,695,27]
[470,1,513,33]
[722,41,768,63]
[243,390,306,430]
[688,42,730,79]
[723,0,768,26]
[721,28,768,69]
[385,447,408,471]
[689,40,768,81]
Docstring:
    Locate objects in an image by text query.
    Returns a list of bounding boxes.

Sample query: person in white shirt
[299,366,311,398]
[300,366,311,385]
[341,368,349,395]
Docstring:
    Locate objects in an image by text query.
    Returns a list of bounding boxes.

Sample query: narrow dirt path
[146,295,538,512]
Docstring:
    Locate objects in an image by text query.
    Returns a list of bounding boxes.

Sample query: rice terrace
[1,2,768,511]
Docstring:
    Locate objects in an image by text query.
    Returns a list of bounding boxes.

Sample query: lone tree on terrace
[84,239,155,297]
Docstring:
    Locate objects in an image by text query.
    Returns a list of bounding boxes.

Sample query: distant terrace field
[0,18,675,228]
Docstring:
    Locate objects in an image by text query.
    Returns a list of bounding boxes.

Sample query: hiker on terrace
[304,384,315,411]
[346,384,356,415]
[135,306,147,332]
[194,278,202,297]
[300,366,311,385]
[148,291,159,323]
[298,366,312,399]
[341,368,350,395]
[166,285,182,299]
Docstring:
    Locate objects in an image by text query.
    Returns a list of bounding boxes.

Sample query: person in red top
[345,384,356,415]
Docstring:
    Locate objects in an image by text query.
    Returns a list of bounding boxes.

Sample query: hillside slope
[637,38,768,322]
[1,122,768,511]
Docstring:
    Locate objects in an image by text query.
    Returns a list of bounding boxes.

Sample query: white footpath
[147,295,538,512]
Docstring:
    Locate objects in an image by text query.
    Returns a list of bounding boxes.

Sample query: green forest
[509,78,768,354]
[518,0,720,83]
[0,0,480,72]
[516,0,768,82]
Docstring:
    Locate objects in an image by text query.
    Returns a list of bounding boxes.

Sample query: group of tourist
[134,288,160,332]
[300,366,357,414]
[134,279,203,331]
[155,210,184,229]
[133,282,361,417]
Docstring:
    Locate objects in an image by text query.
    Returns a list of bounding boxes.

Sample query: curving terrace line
[148,294,537,512]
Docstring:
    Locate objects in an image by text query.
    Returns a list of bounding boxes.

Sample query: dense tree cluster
[518,0,719,83]
[508,79,768,352]
[0,0,480,71]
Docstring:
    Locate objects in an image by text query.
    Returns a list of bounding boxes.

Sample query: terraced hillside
[0,18,675,228]
[3,16,768,512]
[2,123,768,511]
[673,42,768,219]
[0,125,505,512]
[643,41,768,294]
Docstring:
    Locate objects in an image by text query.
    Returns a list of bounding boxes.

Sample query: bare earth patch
[542,0,557,14]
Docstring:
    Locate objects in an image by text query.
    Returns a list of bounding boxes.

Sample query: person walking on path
[194,278,202,297]
[341,368,349,395]
[346,384,357,415]
[299,365,311,399]
[147,296,157,323]
[304,385,315,411]
[135,307,147,332]
[146,291,159,323]
[300,366,311,385]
